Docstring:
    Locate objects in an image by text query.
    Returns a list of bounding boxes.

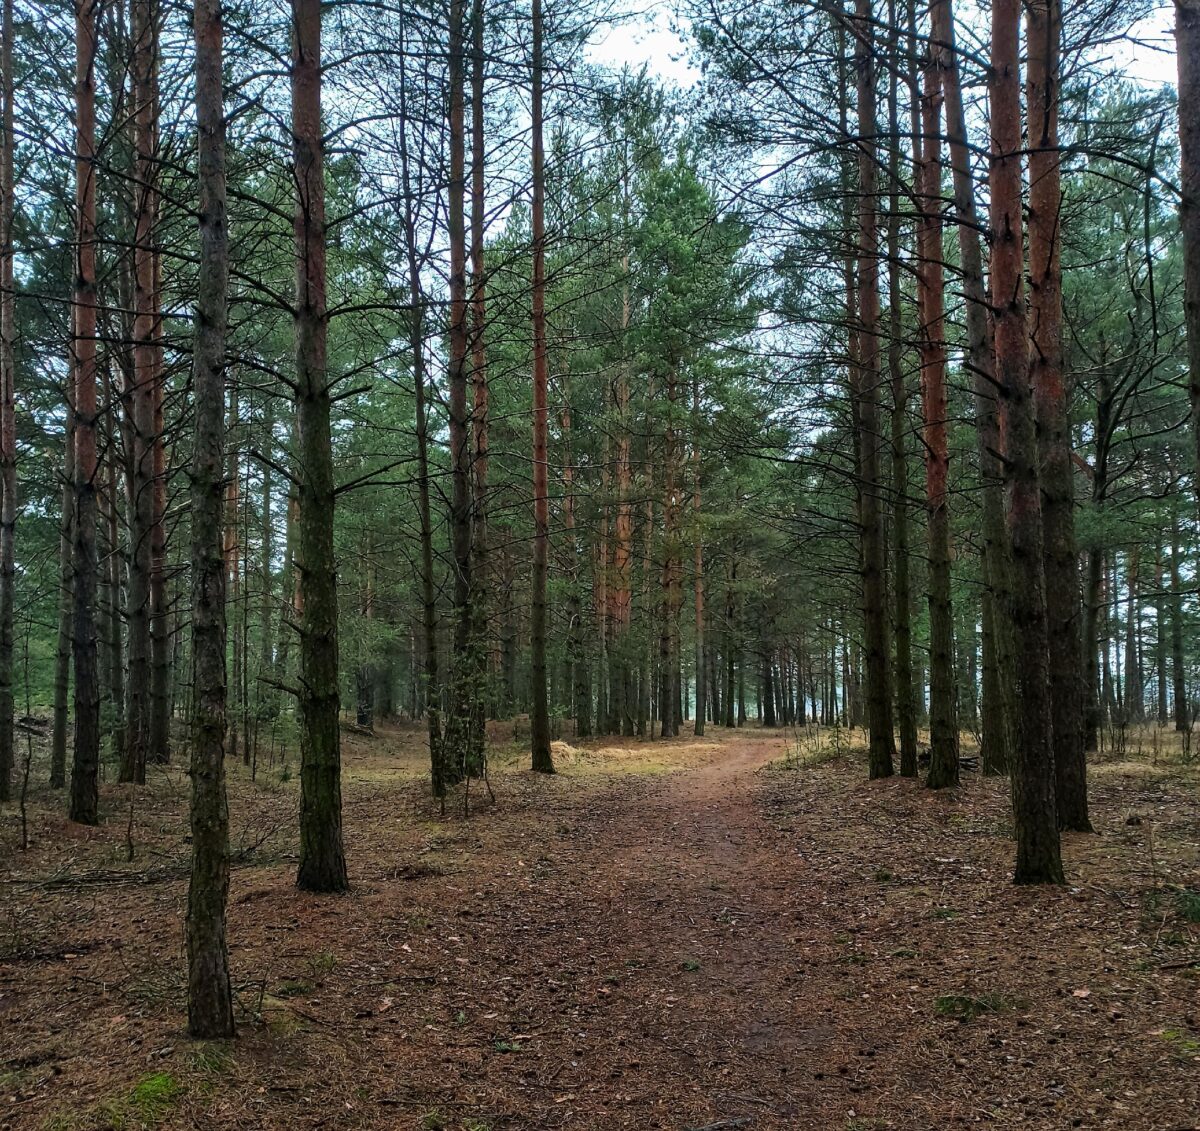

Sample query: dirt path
[3,725,1199,1130]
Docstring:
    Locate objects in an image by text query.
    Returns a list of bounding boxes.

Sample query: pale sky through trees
[588,0,1179,91]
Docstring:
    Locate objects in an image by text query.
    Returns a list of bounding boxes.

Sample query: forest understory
[1,723,1198,1131]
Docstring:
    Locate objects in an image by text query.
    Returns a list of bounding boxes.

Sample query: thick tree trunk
[1027,0,1089,831]
[186,0,235,1038]
[70,0,100,827]
[917,46,959,788]
[528,0,553,773]
[853,0,895,778]
[292,0,347,891]
[991,0,1063,882]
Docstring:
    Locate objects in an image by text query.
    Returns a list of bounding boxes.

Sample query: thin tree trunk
[692,373,705,737]
[186,0,234,1038]
[292,0,347,891]
[124,0,157,783]
[528,0,553,774]
[51,372,75,790]
[0,0,13,803]
[1027,0,1089,831]
[103,389,126,767]
[1177,0,1200,491]
[853,0,895,778]
[886,0,916,776]
[1124,547,1142,722]
[396,18,443,795]
[1171,504,1188,732]
[70,0,101,827]
[468,0,490,764]
[917,41,959,788]
[445,0,473,778]
[224,396,240,764]
[991,0,1063,882]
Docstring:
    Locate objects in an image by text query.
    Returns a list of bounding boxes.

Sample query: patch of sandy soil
[1,721,1198,1130]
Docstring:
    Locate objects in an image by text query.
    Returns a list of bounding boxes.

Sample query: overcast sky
[583,1,1180,92]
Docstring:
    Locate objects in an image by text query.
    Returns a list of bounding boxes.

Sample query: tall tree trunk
[935,0,1013,776]
[692,373,705,737]
[224,396,240,764]
[528,0,553,773]
[468,0,490,764]
[396,18,443,794]
[70,0,101,827]
[660,370,681,740]
[886,0,917,776]
[1156,532,1169,726]
[292,0,347,891]
[0,0,13,803]
[991,0,1063,882]
[124,0,157,783]
[357,541,374,729]
[51,372,75,790]
[103,390,126,765]
[853,0,895,778]
[257,401,276,725]
[1171,504,1188,732]
[1124,547,1143,723]
[186,0,234,1038]
[562,376,590,735]
[917,42,959,788]
[445,0,473,778]
[1027,0,1089,831]
[1177,0,1200,491]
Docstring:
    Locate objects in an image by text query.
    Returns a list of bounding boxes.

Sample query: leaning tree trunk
[186,0,235,1039]
[528,0,553,774]
[70,0,101,827]
[990,0,1063,883]
[1027,0,1089,832]
[916,42,959,788]
[292,0,347,891]
[853,0,895,778]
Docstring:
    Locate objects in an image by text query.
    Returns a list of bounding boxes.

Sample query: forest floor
[1,720,1199,1131]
